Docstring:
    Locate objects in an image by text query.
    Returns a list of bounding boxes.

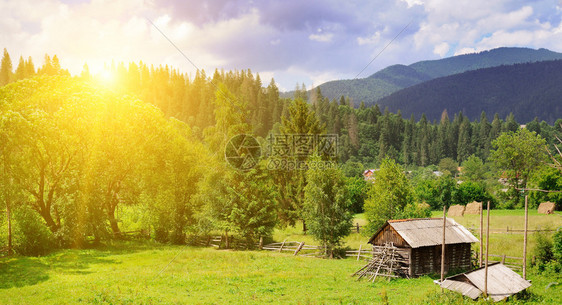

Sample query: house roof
[368,218,478,248]
[440,262,531,302]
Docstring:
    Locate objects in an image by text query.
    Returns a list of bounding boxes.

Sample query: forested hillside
[1,47,561,255]
[303,47,562,106]
[376,59,562,124]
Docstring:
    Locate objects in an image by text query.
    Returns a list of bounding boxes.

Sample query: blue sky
[1,0,562,91]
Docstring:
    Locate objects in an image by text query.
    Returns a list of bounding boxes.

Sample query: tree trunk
[39,204,59,233]
[302,219,307,234]
[225,231,230,249]
[107,205,121,237]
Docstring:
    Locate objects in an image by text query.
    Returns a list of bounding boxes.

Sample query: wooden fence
[487,254,524,271]
[345,245,375,260]
[261,241,324,257]
[467,226,556,235]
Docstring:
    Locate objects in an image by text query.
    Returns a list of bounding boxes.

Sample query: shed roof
[439,263,531,302]
[368,218,478,248]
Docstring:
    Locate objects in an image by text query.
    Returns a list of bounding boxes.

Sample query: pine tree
[0,48,13,86]
[14,56,25,81]
[25,56,35,77]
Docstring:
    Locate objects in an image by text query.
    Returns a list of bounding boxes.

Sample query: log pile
[352,243,409,281]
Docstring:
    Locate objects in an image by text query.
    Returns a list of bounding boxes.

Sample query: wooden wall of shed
[371,225,409,248]
[409,243,472,277]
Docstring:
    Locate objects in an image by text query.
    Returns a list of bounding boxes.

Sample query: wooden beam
[484,201,490,298]
[523,195,529,280]
[440,205,446,291]
[479,202,483,268]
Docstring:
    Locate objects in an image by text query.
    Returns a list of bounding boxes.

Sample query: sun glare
[97,69,116,85]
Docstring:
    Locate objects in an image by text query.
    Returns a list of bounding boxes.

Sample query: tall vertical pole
[523,195,528,279]
[479,202,483,267]
[440,205,446,289]
[484,201,490,298]
[6,195,11,255]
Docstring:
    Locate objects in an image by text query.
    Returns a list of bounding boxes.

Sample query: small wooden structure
[439,262,531,302]
[368,218,478,277]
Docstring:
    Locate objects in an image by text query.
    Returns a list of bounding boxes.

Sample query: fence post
[356,223,360,233]
[501,254,506,264]
[523,195,528,279]
[357,244,362,261]
[279,239,286,252]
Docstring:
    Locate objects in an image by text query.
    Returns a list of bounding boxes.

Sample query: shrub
[553,228,562,263]
[532,230,553,271]
[13,206,54,256]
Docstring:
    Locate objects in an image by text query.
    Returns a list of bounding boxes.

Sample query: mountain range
[294,47,562,123]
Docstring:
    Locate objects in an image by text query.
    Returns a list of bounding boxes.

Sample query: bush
[532,230,553,271]
[553,229,562,263]
[13,206,54,256]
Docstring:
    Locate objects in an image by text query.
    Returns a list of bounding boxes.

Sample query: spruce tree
[0,48,13,86]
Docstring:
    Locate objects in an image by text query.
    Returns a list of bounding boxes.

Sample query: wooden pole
[479,202,483,267]
[357,244,362,261]
[6,195,12,255]
[523,195,528,279]
[440,205,446,289]
[484,201,490,298]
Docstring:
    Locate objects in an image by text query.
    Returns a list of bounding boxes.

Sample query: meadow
[0,210,561,305]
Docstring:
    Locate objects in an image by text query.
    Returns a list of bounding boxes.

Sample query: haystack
[465,201,482,214]
[448,204,465,217]
[538,202,556,214]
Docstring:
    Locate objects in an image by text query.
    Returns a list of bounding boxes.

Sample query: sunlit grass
[0,241,560,304]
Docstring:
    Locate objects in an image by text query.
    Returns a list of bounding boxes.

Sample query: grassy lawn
[1,242,441,304]
[1,211,561,304]
[0,242,560,304]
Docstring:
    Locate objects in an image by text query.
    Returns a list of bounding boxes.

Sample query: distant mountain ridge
[376,59,562,124]
[294,47,562,105]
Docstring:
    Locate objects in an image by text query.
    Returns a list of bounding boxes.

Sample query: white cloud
[308,32,334,42]
[2,0,562,90]
[357,32,381,46]
[433,42,449,56]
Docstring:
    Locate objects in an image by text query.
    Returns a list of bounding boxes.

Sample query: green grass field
[1,210,561,304]
[1,242,560,305]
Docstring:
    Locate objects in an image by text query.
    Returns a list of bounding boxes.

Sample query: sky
[1,0,562,91]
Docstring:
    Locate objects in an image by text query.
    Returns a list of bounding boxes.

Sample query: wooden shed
[368,218,478,277]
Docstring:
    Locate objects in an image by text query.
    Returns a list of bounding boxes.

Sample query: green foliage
[13,206,54,256]
[490,129,547,207]
[345,176,368,213]
[553,229,562,263]
[364,158,413,234]
[533,230,554,271]
[438,157,458,176]
[529,166,562,208]
[453,181,494,207]
[303,156,352,257]
[399,201,431,219]
[461,155,487,182]
[225,166,278,245]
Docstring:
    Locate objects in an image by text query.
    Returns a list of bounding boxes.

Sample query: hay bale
[538,202,556,214]
[448,204,465,217]
[465,201,482,214]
